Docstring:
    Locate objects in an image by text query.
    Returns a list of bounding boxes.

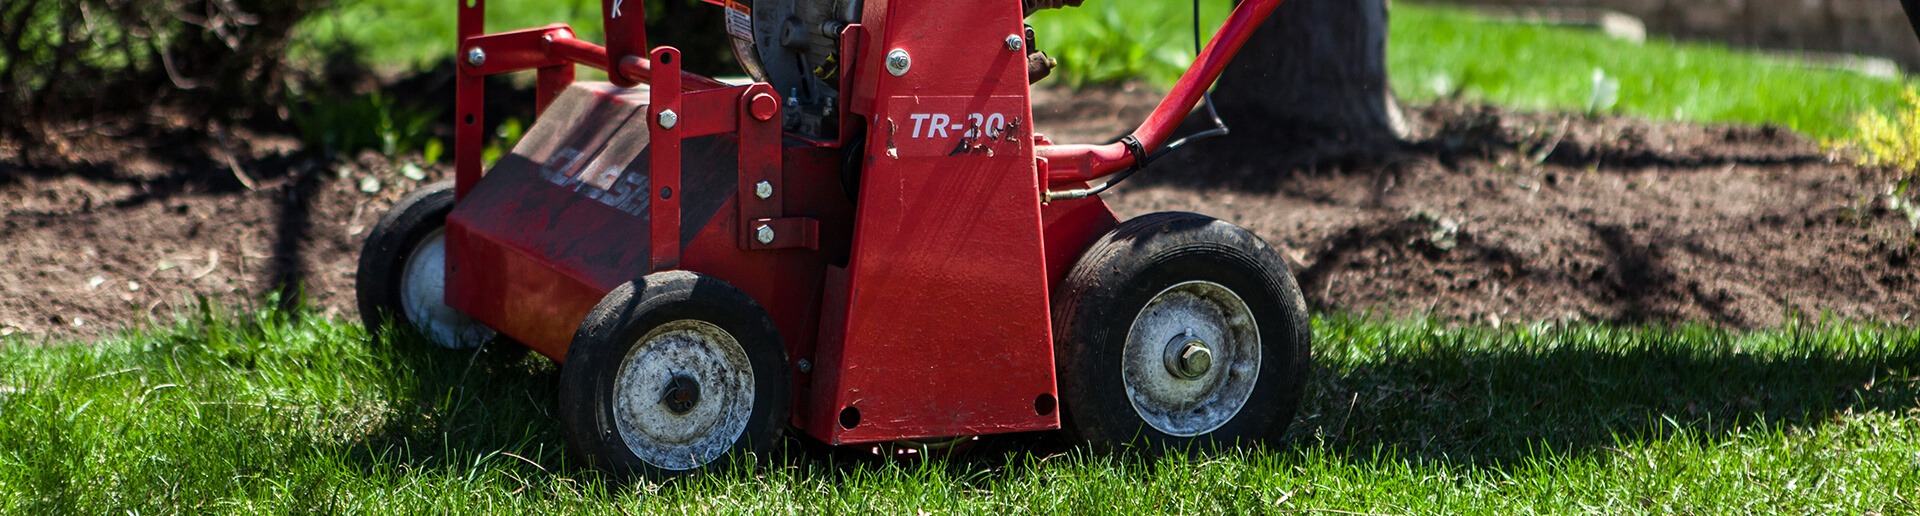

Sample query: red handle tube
[1038,0,1284,185]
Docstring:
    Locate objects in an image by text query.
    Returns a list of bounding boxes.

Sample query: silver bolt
[797,359,812,373]
[755,225,776,244]
[1005,35,1023,51]
[1165,332,1213,379]
[657,109,678,129]
[466,47,487,67]
[754,181,774,199]
[885,49,911,76]
[1179,343,1213,378]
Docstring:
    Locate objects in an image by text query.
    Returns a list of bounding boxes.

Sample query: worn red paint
[439,0,1284,444]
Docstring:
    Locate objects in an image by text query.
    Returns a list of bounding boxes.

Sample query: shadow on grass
[333,327,574,476]
[1291,321,1920,467]
[330,319,1920,487]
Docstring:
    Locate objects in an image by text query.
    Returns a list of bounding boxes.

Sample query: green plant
[481,117,527,167]
[1836,86,1920,177]
[1831,86,1920,229]
[289,91,441,159]
[1,0,330,152]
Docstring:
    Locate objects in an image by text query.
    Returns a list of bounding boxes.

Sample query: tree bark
[1202,0,1405,167]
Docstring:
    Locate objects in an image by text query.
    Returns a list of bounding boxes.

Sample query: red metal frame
[1035,0,1285,185]
[443,0,1287,445]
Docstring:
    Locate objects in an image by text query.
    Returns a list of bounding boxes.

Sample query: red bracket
[603,0,649,87]
[732,83,817,250]
[648,47,684,271]
[455,24,578,199]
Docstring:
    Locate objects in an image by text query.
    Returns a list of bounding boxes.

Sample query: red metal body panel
[437,0,1289,445]
[1038,193,1119,291]
[800,0,1060,444]
[446,84,852,366]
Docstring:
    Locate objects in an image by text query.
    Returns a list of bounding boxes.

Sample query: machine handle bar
[1037,0,1285,186]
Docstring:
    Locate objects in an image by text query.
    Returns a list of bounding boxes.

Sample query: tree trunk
[1201,0,1405,167]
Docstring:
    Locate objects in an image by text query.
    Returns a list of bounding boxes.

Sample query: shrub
[1838,86,1920,177]
[0,0,329,157]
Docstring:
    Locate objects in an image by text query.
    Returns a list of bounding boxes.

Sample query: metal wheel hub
[1164,334,1214,379]
[1122,280,1261,437]
[660,375,701,414]
[398,229,496,349]
[613,320,755,471]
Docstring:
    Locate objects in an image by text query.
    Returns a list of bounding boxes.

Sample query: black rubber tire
[356,181,456,342]
[557,271,791,479]
[1052,212,1312,451]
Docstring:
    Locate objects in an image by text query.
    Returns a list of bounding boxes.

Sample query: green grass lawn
[10,2,1909,512]
[302,0,1912,141]
[2,305,1916,512]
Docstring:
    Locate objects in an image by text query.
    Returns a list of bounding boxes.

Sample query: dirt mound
[2,88,1914,341]
[0,136,432,340]
[1105,101,1918,327]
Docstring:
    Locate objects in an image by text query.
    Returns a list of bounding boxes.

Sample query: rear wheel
[1052,212,1311,451]
[355,181,498,349]
[558,271,790,478]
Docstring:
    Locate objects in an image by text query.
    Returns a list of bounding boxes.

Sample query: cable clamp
[1120,134,1149,171]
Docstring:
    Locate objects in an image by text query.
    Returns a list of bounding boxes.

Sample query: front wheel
[355,181,498,349]
[557,271,791,479]
[1052,212,1311,451]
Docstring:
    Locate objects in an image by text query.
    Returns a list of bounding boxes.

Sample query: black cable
[1074,0,1229,198]
[1077,135,1149,197]
[1155,0,1231,160]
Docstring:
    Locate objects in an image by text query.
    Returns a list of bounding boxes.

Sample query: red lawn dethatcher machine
[356,0,1311,477]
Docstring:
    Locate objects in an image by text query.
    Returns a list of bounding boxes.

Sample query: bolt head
[754,181,774,199]
[1005,35,1024,51]
[755,225,776,244]
[657,109,678,129]
[1179,343,1213,378]
[1165,332,1214,379]
[797,359,812,373]
[749,93,779,121]
[885,49,911,76]
[466,47,487,67]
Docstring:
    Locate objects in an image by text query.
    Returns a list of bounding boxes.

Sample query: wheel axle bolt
[1178,343,1213,378]
[1165,332,1213,379]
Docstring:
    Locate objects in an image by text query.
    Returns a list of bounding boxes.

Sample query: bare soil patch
[2,86,1914,341]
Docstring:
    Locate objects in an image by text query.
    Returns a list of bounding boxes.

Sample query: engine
[722,0,1059,139]
[722,0,859,138]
